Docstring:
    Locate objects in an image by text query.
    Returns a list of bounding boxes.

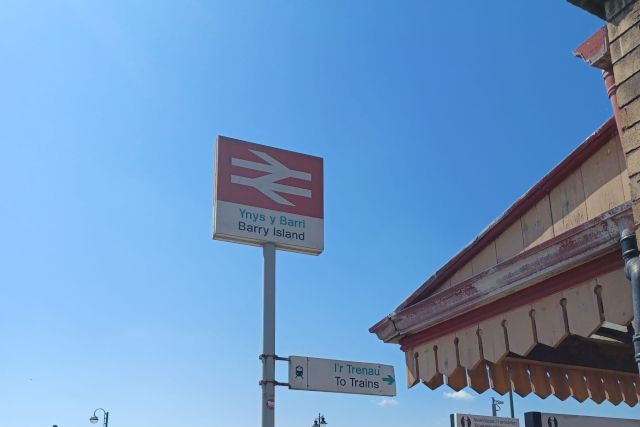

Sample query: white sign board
[451,414,520,427]
[525,412,640,427]
[289,355,396,396]
[213,136,324,255]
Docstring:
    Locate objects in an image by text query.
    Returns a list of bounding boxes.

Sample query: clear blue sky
[1,1,637,427]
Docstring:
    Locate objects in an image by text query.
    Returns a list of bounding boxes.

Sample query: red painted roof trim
[370,117,618,336]
[398,250,623,351]
[400,117,615,309]
[373,202,631,344]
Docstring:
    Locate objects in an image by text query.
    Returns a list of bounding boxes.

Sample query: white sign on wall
[451,413,520,427]
[288,355,396,396]
[525,412,640,427]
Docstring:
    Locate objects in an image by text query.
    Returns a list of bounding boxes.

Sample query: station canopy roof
[370,117,640,406]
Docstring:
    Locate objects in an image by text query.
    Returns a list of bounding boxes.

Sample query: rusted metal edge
[573,26,611,70]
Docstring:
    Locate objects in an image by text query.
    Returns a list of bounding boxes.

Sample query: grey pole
[262,242,276,427]
[89,408,108,427]
[507,366,515,418]
[508,388,514,418]
[620,230,640,372]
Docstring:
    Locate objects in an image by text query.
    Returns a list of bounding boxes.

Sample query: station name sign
[212,136,324,255]
[288,355,396,396]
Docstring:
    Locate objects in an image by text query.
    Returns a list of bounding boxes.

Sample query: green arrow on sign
[382,375,395,385]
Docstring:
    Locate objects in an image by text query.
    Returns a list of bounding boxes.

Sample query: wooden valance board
[402,268,638,406]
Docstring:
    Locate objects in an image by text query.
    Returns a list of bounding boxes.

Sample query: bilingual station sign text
[213,136,324,255]
[289,355,396,396]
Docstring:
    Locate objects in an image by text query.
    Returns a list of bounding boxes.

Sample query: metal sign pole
[507,365,515,418]
[262,242,276,427]
[213,137,323,427]
[508,389,514,418]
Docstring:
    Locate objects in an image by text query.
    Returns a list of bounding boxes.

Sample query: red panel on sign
[215,136,324,219]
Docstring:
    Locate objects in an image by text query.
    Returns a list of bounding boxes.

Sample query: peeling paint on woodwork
[374,204,632,345]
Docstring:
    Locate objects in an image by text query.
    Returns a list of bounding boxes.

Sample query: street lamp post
[89,408,109,427]
[491,397,503,417]
[312,413,327,427]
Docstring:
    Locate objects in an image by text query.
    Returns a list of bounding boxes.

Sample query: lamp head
[89,415,99,424]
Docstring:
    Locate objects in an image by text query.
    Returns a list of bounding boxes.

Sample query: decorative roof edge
[369,116,618,340]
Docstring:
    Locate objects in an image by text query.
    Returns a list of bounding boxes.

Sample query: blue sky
[1,1,637,427]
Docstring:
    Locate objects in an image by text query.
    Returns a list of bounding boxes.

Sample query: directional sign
[288,355,396,396]
[213,136,323,255]
[525,412,640,427]
[451,414,519,427]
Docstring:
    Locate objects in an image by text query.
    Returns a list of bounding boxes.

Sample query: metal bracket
[259,379,290,387]
[259,354,290,362]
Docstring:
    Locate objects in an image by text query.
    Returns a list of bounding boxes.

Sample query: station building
[370,0,640,407]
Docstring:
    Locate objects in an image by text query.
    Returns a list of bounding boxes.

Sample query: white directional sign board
[452,414,520,427]
[525,412,640,427]
[288,355,396,396]
[213,136,324,255]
